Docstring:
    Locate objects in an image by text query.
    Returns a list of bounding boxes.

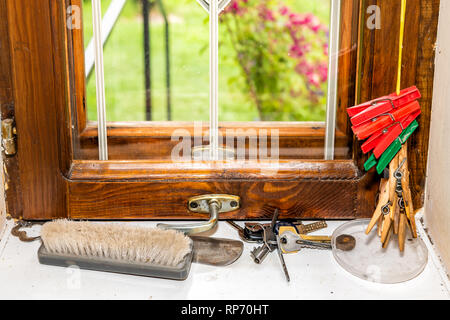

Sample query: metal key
[250,209,279,264]
[250,245,271,264]
[249,209,291,282]
[240,220,329,244]
[279,229,332,253]
[227,221,265,243]
[299,234,332,244]
[296,221,328,235]
[276,234,290,282]
[226,221,247,241]
[295,239,332,250]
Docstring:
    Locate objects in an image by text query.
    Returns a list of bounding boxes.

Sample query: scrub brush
[38,220,194,280]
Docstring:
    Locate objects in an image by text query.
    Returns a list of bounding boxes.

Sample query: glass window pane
[83,0,330,122]
[76,0,350,162]
[219,0,330,122]
[83,0,210,121]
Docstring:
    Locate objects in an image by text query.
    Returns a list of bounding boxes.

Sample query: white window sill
[0,219,448,300]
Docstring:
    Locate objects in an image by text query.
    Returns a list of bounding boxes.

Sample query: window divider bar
[325,0,341,161]
[92,0,108,161]
[209,0,219,161]
[85,0,127,79]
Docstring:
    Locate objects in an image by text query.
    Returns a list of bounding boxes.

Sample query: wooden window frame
[0,0,440,221]
[72,0,355,162]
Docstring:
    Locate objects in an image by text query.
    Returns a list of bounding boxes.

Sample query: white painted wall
[0,129,5,239]
[425,0,450,272]
[0,171,5,239]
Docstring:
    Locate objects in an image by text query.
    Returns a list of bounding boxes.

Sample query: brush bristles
[41,220,192,267]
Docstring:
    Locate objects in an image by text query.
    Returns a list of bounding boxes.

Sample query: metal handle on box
[157,194,240,235]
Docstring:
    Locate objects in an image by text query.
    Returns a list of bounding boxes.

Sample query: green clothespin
[364,154,377,171]
[375,120,418,174]
[363,120,418,173]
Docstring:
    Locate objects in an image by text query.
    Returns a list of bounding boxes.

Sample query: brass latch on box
[2,118,17,156]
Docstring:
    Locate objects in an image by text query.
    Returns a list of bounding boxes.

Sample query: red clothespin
[352,100,421,140]
[347,86,421,126]
[362,110,421,158]
[361,125,397,154]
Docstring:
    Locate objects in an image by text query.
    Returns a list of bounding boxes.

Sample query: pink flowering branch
[222,0,329,120]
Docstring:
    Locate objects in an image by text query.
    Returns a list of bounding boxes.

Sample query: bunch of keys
[228,217,328,244]
[227,210,331,282]
[365,144,417,251]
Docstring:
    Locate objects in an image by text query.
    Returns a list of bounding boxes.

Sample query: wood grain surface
[0,0,439,220]
[4,0,67,219]
[0,0,22,218]
[68,161,369,220]
[356,0,440,209]
[77,122,350,160]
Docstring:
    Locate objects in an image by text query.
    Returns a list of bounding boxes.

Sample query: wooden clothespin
[366,143,417,251]
[366,178,389,235]
[351,0,418,252]
[399,144,417,238]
